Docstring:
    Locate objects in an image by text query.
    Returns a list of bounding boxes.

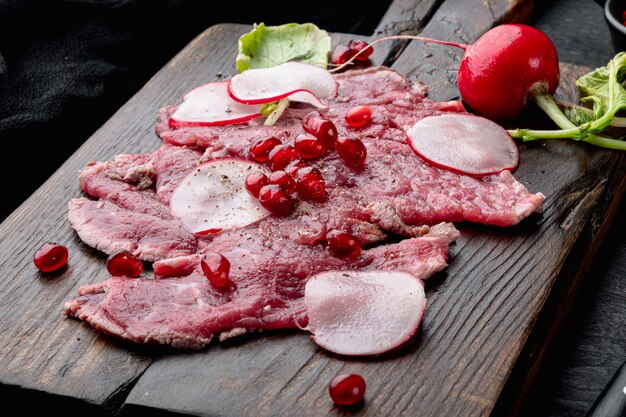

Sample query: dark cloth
[0,0,390,220]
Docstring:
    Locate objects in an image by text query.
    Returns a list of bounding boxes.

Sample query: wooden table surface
[1,1,624,416]
[521,1,626,416]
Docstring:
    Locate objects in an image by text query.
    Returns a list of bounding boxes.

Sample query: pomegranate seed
[331,45,355,66]
[245,171,269,198]
[329,374,366,406]
[302,111,338,148]
[326,230,361,259]
[106,250,144,277]
[345,105,373,129]
[34,243,68,272]
[258,184,294,215]
[336,137,367,168]
[302,110,323,128]
[348,39,373,61]
[249,136,281,163]
[295,133,326,159]
[269,170,297,194]
[201,252,231,289]
[285,159,311,177]
[296,167,326,201]
[268,145,299,171]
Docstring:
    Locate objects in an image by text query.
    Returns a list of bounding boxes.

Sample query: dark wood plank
[392,0,532,101]
[0,23,250,413]
[370,0,442,65]
[517,2,626,414]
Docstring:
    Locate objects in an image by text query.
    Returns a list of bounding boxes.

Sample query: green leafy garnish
[236,22,331,73]
[508,52,626,150]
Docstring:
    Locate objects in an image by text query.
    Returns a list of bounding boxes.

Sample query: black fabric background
[0,0,390,220]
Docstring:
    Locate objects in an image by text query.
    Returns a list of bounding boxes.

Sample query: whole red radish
[332,24,560,121]
[457,24,559,120]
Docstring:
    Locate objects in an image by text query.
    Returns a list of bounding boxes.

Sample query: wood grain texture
[392,0,533,101]
[0,23,250,414]
[518,2,626,415]
[371,0,442,66]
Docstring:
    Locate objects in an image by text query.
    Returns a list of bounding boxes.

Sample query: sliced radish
[169,82,262,129]
[170,158,271,235]
[405,114,519,177]
[304,270,426,356]
[228,62,337,109]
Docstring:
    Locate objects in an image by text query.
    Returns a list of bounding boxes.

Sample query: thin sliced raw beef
[150,144,203,204]
[68,198,198,262]
[64,223,458,349]
[258,138,543,244]
[79,159,171,220]
[156,67,464,156]
[72,136,543,256]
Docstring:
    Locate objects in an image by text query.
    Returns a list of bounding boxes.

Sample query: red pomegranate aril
[295,133,326,159]
[331,44,355,66]
[329,374,366,406]
[106,250,144,277]
[269,170,297,194]
[201,252,231,289]
[348,39,373,61]
[34,243,68,273]
[336,137,367,168]
[345,105,373,129]
[302,110,323,130]
[326,230,361,259]
[248,136,282,163]
[258,184,294,215]
[285,159,310,177]
[268,144,299,171]
[296,167,326,201]
[302,111,338,148]
[244,171,269,198]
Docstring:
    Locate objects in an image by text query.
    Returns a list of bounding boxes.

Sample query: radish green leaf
[236,23,331,73]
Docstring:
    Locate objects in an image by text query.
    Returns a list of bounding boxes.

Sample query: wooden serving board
[1,1,624,416]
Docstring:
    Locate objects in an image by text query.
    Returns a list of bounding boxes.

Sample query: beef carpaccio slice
[70,137,543,260]
[64,224,459,349]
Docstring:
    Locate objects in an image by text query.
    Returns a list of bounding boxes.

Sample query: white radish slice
[406,114,519,177]
[170,158,270,235]
[169,82,262,129]
[228,62,337,109]
[304,270,426,356]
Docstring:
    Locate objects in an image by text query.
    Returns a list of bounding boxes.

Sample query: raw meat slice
[72,135,543,256]
[67,198,198,262]
[151,144,203,204]
[79,159,171,220]
[65,224,458,348]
